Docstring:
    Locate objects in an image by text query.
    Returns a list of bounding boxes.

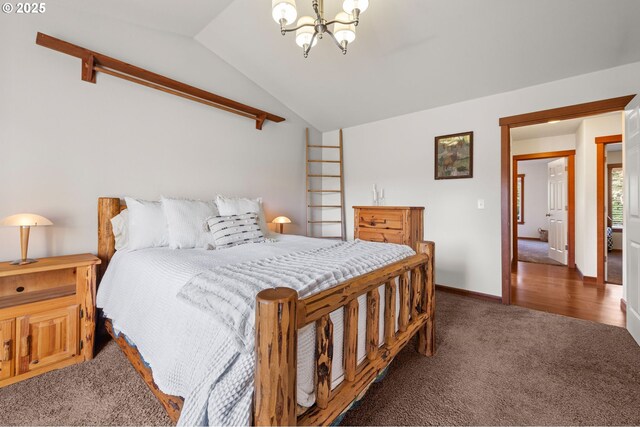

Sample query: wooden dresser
[0,254,100,387]
[354,206,424,249]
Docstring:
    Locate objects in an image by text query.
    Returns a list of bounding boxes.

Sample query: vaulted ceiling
[61,0,640,132]
[58,0,233,37]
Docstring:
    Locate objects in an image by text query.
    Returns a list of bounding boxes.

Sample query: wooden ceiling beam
[35,32,285,130]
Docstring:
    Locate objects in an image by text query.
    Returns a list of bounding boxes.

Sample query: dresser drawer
[357,210,404,230]
[357,229,405,244]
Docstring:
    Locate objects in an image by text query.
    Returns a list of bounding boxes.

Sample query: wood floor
[607,249,623,285]
[512,261,625,327]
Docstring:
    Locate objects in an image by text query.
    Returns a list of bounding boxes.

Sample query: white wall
[517,160,553,238]
[512,134,576,156]
[0,7,320,261]
[607,150,623,164]
[324,62,639,297]
[575,114,623,276]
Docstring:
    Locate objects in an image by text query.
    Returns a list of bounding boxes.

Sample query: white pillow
[110,209,129,251]
[215,195,271,236]
[206,213,265,249]
[162,197,218,249]
[124,197,169,250]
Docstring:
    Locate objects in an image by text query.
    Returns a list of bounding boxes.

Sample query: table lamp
[272,216,291,234]
[0,213,53,265]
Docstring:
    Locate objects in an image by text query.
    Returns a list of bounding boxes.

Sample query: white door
[547,158,568,265]
[625,95,640,345]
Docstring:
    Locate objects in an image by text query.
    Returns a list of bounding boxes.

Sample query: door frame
[595,134,623,285]
[500,95,635,304]
[512,151,576,268]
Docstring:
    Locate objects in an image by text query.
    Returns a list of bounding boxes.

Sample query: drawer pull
[1,340,10,362]
[370,219,387,225]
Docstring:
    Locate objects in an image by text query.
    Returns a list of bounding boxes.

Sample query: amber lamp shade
[0,213,53,265]
[272,216,292,234]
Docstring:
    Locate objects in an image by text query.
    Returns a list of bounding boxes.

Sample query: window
[608,164,623,229]
[517,174,525,224]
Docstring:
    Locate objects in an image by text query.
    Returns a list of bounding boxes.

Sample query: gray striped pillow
[206,213,266,249]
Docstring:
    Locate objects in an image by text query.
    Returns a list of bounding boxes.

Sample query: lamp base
[10,258,37,266]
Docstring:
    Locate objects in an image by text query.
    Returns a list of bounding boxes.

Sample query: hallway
[512,262,625,327]
[517,238,563,266]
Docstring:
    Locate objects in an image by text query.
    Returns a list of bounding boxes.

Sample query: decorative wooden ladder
[306,128,347,240]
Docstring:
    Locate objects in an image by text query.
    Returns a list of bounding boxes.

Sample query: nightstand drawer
[16,304,79,375]
[357,210,404,230]
[358,229,405,244]
[0,269,77,309]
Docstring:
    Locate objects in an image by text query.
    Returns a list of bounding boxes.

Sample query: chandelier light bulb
[274,0,367,57]
[272,0,297,25]
[295,16,317,48]
[333,12,356,45]
[343,0,369,15]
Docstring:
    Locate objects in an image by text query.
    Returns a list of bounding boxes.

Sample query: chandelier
[271,0,369,58]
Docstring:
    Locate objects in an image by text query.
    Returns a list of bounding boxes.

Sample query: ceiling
[511,117,585,141]
[58,0,233,37]
[196,0,640,131]
[520,157,561,166]
[59,0,640,132]
[511,111,620,141]
[607,143,622,152]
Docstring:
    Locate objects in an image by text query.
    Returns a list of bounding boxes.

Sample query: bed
[96,197,436,426]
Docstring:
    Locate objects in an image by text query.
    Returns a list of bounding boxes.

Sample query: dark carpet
[0,336,171,426]
[2,292,640,426]
[518,238,564,266]
[607,250,623,285]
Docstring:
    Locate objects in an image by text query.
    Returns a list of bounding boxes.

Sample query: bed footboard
[254,241,436,426]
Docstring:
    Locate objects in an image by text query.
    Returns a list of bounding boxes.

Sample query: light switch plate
[477,199,485,209]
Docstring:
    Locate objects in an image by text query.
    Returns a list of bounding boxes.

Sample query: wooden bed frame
[97,197,436,426]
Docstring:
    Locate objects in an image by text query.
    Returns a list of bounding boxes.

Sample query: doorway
[499,95,634,327]
[596,136,624,285]
[513,152,575,267]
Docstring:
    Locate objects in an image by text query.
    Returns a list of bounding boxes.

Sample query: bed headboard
[98,197,126,280]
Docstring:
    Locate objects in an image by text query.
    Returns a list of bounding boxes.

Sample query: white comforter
[97,235,412,425]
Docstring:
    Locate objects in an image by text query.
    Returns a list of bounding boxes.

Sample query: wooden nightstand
[0,254,100,387]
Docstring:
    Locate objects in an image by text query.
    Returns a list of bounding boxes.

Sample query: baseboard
[575,266,597,284]
[575,266,584,279]
[518,236,541,241]
[621,298,627,314]
[435,284,501,304]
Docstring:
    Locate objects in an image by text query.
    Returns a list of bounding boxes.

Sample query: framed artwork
[434,131,473,179]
